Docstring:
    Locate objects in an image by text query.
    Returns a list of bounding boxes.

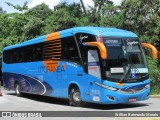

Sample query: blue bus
[2,27,150,106]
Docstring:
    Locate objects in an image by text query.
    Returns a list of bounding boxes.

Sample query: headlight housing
[95,82,118,91]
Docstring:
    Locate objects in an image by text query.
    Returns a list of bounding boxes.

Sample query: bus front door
[88,50,101,78]
[87,50,102,103]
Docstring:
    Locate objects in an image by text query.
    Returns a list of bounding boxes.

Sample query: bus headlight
[95,82,118,91]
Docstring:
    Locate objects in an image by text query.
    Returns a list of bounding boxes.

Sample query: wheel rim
[73,91,81,103]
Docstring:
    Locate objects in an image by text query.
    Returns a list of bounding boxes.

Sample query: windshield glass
[103,37,148,82]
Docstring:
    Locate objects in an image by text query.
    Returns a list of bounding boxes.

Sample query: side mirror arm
[141,43,158,59]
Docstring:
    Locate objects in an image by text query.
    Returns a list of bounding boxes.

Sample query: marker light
[97,37,103,43]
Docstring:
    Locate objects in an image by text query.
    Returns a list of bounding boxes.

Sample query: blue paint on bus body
[2,27,149,105]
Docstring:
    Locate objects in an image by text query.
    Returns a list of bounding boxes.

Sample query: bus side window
[3,50,10,63]
[13,51,18,63]
[3,43,43,64]
[24,43,43,62]
[36,47,43,61]
[61,36,80,64]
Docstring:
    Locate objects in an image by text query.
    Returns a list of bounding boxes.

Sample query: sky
[0,0,123,13]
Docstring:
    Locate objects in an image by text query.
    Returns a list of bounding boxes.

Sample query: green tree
[147,56,160,94]
[82,0,120,26]
[5,1,28,13]
[0,14,10,38]
[8,13,28,41]
[0,7,6,14]
[42,2,83,34]
[99,2,124,27]
[27,3,53,21]
[23,16,44,39]
[121,0,160,42]
[8,13,44,40]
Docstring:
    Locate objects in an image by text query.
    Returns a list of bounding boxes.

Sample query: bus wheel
[15,83,23,97]
[69,88,85,107]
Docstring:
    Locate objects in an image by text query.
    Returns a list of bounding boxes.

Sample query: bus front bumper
[101,87,150,104]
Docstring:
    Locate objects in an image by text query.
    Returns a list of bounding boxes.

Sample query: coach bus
[2,27,150,106]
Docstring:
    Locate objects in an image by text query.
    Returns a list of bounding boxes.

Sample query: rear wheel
[15,83,23,97]
[69,88,85,107]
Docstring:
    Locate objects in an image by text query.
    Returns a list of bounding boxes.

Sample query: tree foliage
[0,0,160,93]
[121,0,160,42]
[5,1,28,13]
[147,56,160,94]
[42,2,83,33]
[0,7,6,14]
[27,3,53,21]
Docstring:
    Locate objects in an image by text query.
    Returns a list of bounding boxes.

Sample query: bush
[147,56,160,94]
[158,52,160,68]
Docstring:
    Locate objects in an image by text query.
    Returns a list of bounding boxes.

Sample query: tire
[15,83,23,97]
[69,88,85,107]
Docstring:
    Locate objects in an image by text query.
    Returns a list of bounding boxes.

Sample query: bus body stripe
[44,32,61,72]
[45,32,61,41]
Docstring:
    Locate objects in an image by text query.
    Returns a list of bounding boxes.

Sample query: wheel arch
[68,82,86,106]
[68,82,81,96]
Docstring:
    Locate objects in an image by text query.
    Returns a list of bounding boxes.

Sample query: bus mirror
[141,43,158,59]
[83,42,107,59]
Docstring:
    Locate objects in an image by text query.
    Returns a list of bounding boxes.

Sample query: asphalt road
[0,87,160,120]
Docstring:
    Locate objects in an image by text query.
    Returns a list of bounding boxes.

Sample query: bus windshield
[103,37,148,82]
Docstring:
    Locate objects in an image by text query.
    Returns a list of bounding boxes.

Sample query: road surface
[0,87,160,120]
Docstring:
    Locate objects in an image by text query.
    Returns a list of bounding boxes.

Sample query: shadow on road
[6,92,149,110]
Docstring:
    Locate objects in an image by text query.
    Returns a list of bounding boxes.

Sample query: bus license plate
[128,98,137,102]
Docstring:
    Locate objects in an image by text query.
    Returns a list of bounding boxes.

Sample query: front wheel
[15,83,23,97]
[69,88,85,107]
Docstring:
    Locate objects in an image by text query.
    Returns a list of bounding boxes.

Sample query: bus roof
[71,27,137,37]
[3,26,138,50]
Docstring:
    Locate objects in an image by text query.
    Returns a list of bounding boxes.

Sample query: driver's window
[75,33,96,72]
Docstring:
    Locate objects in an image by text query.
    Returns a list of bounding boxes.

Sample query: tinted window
[61,36,80,64]
[75,33,96,71]
[3,43,43,64]
[3,34,93,65]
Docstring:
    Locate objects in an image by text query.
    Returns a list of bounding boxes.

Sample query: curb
[150,95,160,98]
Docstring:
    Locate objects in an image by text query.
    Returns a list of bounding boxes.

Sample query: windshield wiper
[119,65,131,83]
